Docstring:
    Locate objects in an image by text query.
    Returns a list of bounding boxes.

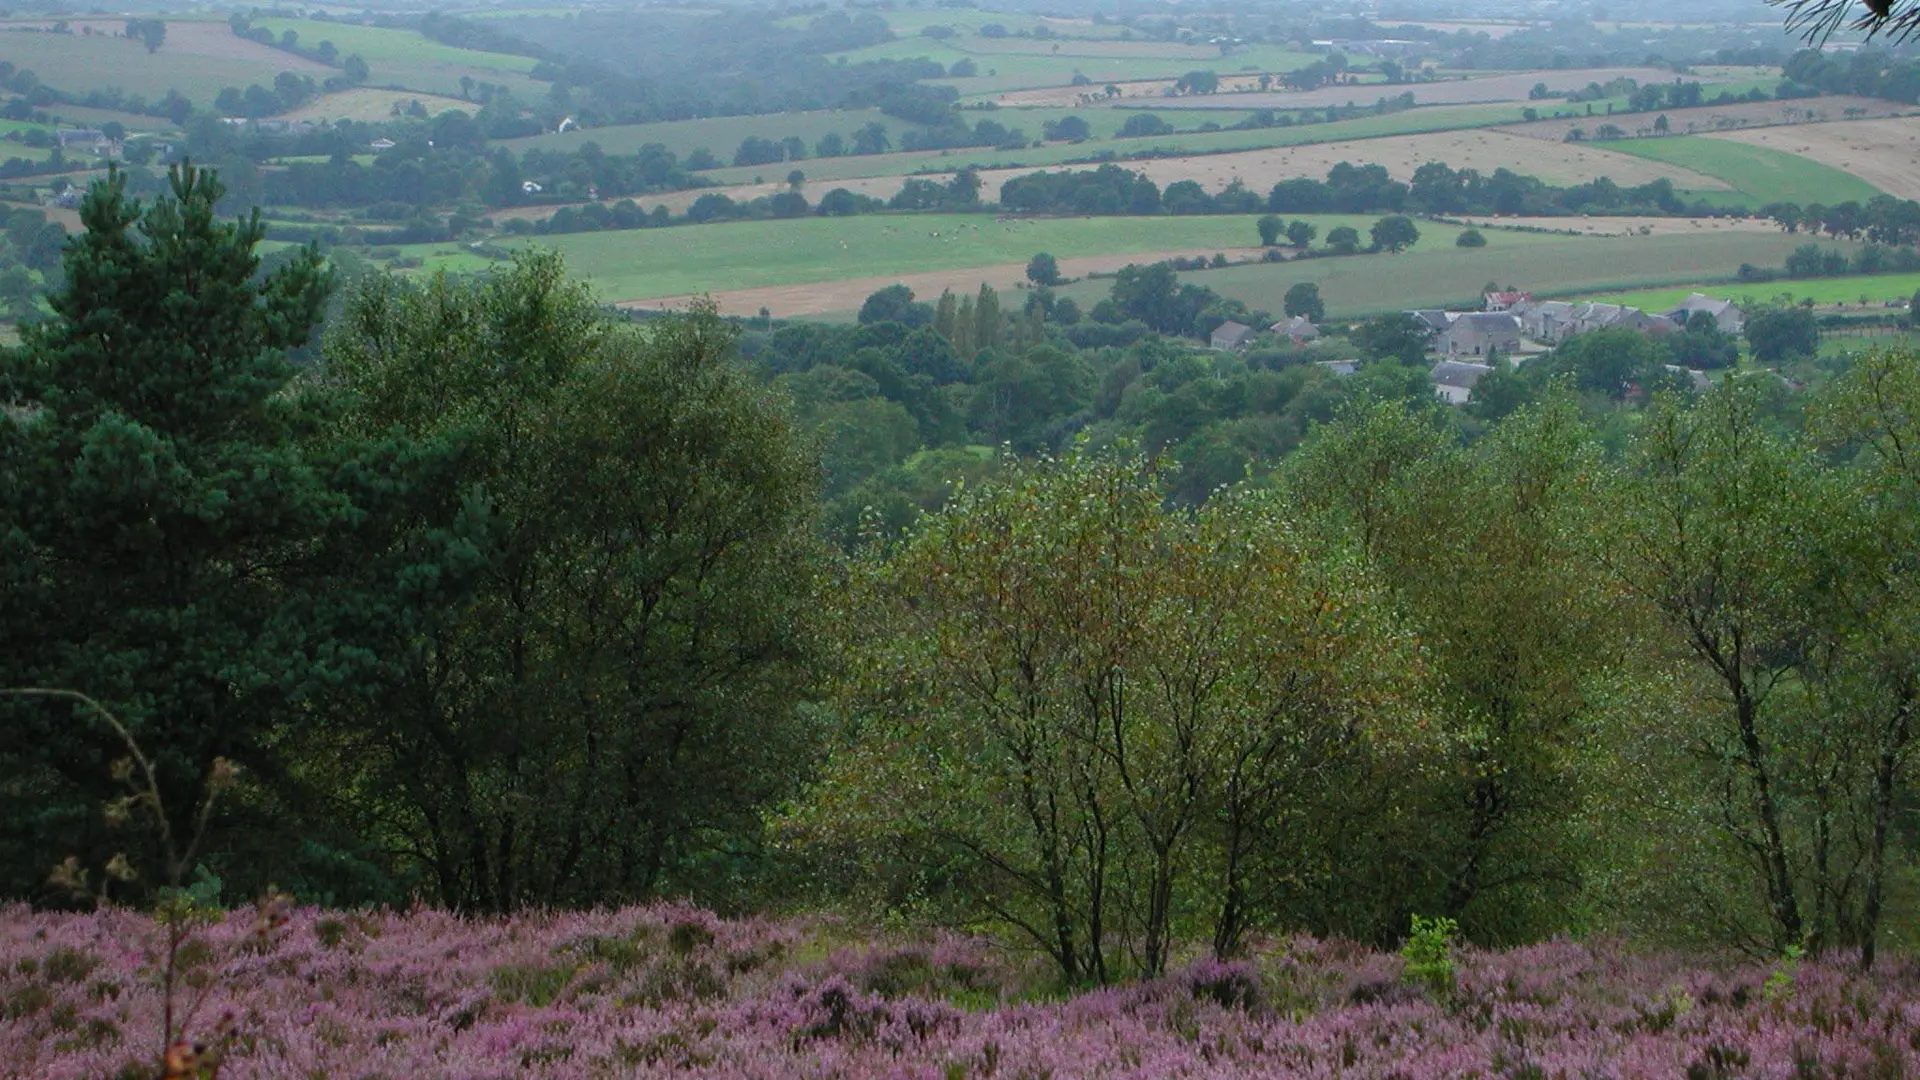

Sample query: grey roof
[1431,360,1494,390]
[1211,320,1255,347]
[1665,292,1737,318]
[1407,309,1453,333]
[1451,312,1522,332]
[1274,315,1319,338]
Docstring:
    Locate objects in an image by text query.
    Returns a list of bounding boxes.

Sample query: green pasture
[1600,135,1883,206]
[404,214,1412,301]
[1593,273,1920,312]
[250,18,545,99]
[0,29,296,103]
[693,103,1531,188]
[829,38,1317,94]
[499,108,923,158]
[47,105,173,133]
[1095,230,1852,319]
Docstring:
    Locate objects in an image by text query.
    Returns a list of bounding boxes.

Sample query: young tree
[1284,281,1325,322]
[800,448,1421,979]
[0,164,335,894]
[1256,213,1285,247]
[1286,219,1317,247]
[1325,225,1361,253]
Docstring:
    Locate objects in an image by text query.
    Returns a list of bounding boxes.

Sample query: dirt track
[1703,116,1920,200]
[619,246,1272,317]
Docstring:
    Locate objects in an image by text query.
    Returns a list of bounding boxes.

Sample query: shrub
[1456,228,1487,248]
[1400,915,1459,999]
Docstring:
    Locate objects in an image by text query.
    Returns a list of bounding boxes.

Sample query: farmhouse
[1484,290,1531,312]
[1431,360,1493,405]
[1664,293,1745,334]
[1514,300,1575,342]
[1437,312,1521,357]
[369,137,397,151]
[55,128,106,150]
[1211,320,1256,352]
[1274,315,1319,346]
[1407,309,1454,336]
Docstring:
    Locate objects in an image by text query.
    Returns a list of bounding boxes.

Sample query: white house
[1431,360,1493,405]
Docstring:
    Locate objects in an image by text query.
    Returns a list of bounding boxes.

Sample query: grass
[1592,273,1920,312]
[402,214,1402,300]
[0,29,295,102]
[693,103,1532,188]
[1600,135,1884,205]
[1092,230,1853,319]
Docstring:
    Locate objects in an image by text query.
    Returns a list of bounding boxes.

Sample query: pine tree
[0,164,336,893]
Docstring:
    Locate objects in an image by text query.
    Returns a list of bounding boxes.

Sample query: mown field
[828,38,1319,95]
[1079,229,1855,318]
[1601,134,1884,205]
[0,24,325,103]
[8,904,1918,1080]
[411,214,1527,303]
[1595,271,1920,312]
[249,17,547,99]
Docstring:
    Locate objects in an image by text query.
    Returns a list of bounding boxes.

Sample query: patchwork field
[1703,116,1920,201]
[1600,135,1886,205]
[828,39,1319,95]
[1072,229,1853,318]
[0,22,330,102]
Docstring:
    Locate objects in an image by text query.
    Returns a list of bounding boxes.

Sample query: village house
[1273,315,1319,347]
[369,137,397,152]
[1210,320,1256,352]
[1406,309,1454,337]
[1431,360,1493,405]
[1484,290,1531,312]
[1316,359,1359,377]
[1436,312,1521,357]
[1664,292,1745,335]
[1513,299,1575,342]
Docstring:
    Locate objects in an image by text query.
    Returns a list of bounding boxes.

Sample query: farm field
[1150,68,1751,112]
[1600,134,1885,205]
[686,104,1545,190]
[640,129,1730,218]
[280,88,472,123]
[1493,96,1914,142]
[249,18,546,99]
[0,23,330,103]
[1703,116,1920,201]
[419,214,1526,305]
[828,39,1318,95]
[1594,271,1920,312]
[1077,229,1853,318]
[499,108,924,158]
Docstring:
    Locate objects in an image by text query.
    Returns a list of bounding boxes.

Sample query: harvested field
[994,74,1275,106]
[623,246,1275,317]
[1496,96,1915,142]
[1,19,329,67]
[1703,116,1920,201]
[282,88,471,123]
[497,130,1727,222]
[1150,68,1734,111]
